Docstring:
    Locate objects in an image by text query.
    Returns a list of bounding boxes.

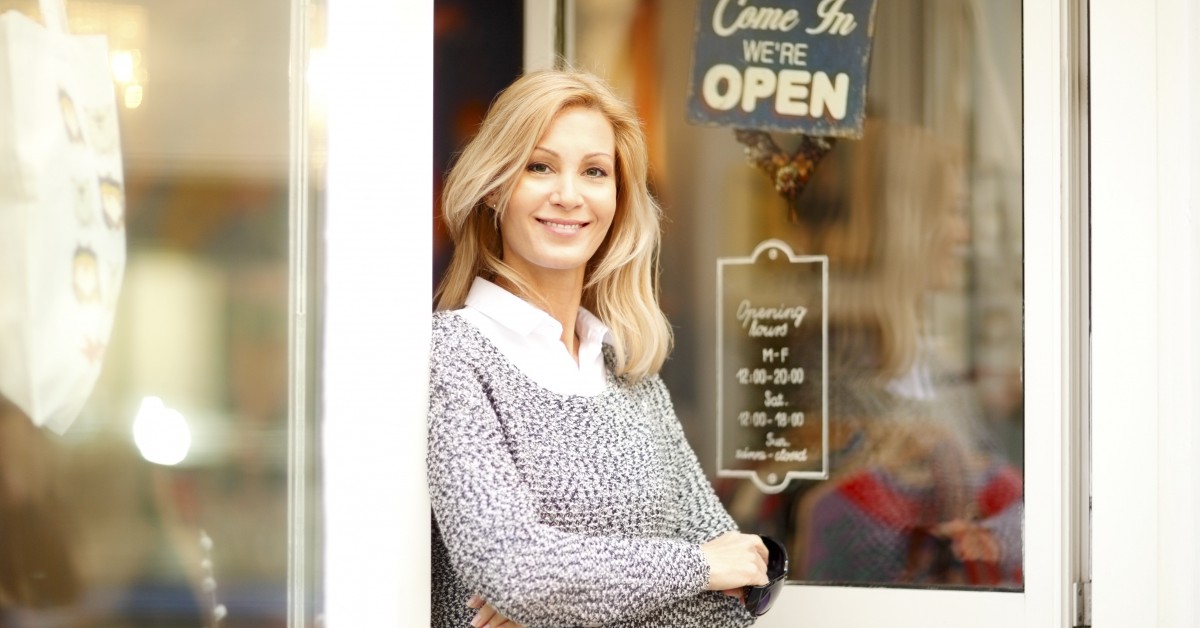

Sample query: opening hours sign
[717,240,829,493]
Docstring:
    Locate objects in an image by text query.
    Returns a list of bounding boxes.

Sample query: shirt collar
[464,277,613,346]
[574,307,611,348]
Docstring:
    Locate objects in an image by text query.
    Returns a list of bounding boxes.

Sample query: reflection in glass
[780,121,1022,588]
[570,0,1024,590]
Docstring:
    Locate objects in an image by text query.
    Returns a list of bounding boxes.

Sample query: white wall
[1092,0,1198,625]
[1194,2,1200,618]
[1154,1,1198,625]
[322,0,432,626]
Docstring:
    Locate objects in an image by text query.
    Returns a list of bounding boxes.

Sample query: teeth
[540,219,583,232]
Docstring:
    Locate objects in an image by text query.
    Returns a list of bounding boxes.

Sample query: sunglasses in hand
[743,535,789,617]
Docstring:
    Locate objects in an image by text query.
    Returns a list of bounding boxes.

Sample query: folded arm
[427,353,710,626]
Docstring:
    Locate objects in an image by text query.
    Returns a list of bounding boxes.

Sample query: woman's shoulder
[429,310,487,365]
[430,309,475,341]
[616,367,674,413]
[431,309,462,324]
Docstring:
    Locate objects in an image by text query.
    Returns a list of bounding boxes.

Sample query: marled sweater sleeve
[426,338,711,627]
[651,379,740,545]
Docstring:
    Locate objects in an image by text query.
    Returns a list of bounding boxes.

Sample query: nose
[550,174,583,209]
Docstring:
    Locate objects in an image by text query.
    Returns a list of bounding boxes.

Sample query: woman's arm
[651,379,741,545]
[648,379,771,599]
[427,346,710,627]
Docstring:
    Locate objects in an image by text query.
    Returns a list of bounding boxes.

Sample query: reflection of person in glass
[0,397,80,612]
[427,69,769,627]
[789,121,1023,587]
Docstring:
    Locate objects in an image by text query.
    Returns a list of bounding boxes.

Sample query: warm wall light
[67,0,151,108]
[110,48,135,83]
[108,48,145,108]
[132,396,192,466]
[123,84,143,109]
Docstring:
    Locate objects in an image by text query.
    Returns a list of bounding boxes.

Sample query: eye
[526,162,552,174]
[583,166,609,178]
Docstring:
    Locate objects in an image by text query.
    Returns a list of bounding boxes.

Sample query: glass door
[545,0,1076,625]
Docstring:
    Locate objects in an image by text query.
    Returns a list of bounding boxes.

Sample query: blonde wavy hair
[435,69,671,381]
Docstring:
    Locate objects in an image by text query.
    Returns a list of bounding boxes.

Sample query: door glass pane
[571,0,1024,590]
[0,0,319,624]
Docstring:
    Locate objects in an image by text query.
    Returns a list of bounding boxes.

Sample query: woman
[427,69,768,627]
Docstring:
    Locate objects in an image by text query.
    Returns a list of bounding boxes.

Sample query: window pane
[0,0,318,623]
[572,0,1024,590]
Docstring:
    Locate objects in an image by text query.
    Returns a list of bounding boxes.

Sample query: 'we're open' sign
[687,0,878,138]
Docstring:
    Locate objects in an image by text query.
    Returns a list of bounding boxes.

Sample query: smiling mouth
[537,218,588,233]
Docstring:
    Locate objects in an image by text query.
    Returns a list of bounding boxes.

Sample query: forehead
[536,105,615,148]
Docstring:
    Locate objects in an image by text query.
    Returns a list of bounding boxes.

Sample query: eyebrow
[532,146,615,161]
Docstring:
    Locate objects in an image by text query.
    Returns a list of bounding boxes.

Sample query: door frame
[313,0,1200,625]
[310,0,1108,624]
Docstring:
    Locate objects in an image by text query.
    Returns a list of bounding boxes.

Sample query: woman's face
[499,106,617,289]
[930,179,970,290]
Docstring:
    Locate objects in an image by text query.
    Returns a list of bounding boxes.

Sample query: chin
[531,249,601,272]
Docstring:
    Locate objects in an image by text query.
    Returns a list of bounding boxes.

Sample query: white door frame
[313,0,1200,625]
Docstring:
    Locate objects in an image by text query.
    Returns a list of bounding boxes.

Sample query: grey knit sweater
[427,311,756,628]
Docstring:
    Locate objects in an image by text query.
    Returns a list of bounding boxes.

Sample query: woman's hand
[932,519,1001,563]
[467,595,524,628]
[700,532,769,591]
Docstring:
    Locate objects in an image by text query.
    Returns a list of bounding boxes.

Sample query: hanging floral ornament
[734,130,836,221]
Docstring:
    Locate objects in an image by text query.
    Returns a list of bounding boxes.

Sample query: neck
[545,294,582,361]
[497,269,585,361]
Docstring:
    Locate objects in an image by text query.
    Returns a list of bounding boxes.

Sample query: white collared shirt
[454,277,612,396]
